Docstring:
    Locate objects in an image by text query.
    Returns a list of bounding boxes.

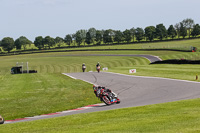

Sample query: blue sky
[0,0,200,41]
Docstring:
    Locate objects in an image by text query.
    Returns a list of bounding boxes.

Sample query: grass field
[0,39,200,132]
[0,55,149,120]
[0,73,100,120]
[1,99,200,133]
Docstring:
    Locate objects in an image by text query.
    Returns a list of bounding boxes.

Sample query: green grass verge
[0,73,99,120]
[1,99,200,133]
[110,64,200,82]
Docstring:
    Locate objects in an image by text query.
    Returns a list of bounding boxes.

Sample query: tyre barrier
[0,115,4,124]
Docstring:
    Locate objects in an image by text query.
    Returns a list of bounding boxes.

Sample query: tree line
[0,18,200,52]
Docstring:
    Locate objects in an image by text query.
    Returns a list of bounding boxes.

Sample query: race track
[65,72,200,109]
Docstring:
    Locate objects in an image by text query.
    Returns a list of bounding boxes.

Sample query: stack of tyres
[0,115,4,124]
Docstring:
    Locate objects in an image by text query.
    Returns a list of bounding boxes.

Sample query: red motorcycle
[96,66,100,73]
[93,85,120,105]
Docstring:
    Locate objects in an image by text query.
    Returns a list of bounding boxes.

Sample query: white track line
[62,73,77,79]
[62,73,94,84]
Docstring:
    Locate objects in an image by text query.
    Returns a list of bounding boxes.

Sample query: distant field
[0,55,149,74]
[1,38,200,55]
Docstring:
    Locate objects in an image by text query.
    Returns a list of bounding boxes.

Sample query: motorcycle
[0,115,4,124]
[93,85,120,105]
[82,65,86,72]
[96,66,100,73]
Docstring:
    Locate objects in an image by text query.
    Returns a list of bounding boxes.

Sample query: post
[27,62,29,73]
[196,74,198,80]
[22,62,23,74]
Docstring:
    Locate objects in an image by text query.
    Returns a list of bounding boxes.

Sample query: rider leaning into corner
[94,85,118,103]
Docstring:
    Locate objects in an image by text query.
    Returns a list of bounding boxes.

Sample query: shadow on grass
[151,59,200,64]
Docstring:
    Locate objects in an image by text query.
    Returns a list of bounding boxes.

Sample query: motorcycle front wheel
[102,96,111,105]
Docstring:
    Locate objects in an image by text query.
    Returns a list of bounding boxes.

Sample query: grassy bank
[1,98,200,133]
[0,73,99,120]
[110,64,200,82]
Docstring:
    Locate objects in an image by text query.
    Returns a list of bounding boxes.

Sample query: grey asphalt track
[47,54,162,63]
[65,72,200,110]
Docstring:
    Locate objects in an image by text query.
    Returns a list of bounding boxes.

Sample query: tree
[14,36,32,50]
[78,29,87,46]
[88,28,96,44]
[55,37,63,47]
[179,22,187,38]
[123,29,132,43]
[135,27,144,42]
[182,18,194,37]
[155,24,167,40]
[191,24,200,37]
[95,30,102,45]
[64,34,72,46]
[144,26,156,41]
[174,23,181,39]
[130,27,136,42]
[14,38,21,50]
[43,36,55,49]
[103,30,112,44]
[1,37,15,52]
[114,30,123,43]
[167,25,177,39]
[85,32,91,45]
[34,36,44,49]
[75,31,82,46]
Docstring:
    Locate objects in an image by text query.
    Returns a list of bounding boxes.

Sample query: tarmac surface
[65,72,200,109]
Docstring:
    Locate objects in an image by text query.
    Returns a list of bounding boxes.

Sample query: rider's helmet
[98,86,102,89]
